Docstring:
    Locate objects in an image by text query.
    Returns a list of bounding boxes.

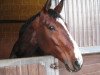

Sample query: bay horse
[10,0,83,72]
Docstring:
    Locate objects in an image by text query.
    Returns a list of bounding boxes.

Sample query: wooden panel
[0,64,46,75]
[5,66,17,75]
[28,64,38,75]
[38,64,46,75]
[19,65,28,75]
[0,24,22,59]
[16,66,22,75]
[0,56,59,75]
[0,68,5,75]
[0,0,46,20]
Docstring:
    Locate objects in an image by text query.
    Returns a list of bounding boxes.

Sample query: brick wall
[0,0,46,59]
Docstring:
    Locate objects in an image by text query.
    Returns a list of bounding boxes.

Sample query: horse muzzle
[65,59,83,72]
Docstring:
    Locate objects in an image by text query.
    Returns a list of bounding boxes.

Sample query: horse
[9,0,83,72]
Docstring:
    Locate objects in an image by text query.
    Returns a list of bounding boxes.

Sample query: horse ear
[54,0,64,13]
[43,0,51,11]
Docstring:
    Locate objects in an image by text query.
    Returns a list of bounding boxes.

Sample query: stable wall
[0,0,46,59]
[0,0,46,20]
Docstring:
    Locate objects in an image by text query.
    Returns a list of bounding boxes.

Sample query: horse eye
[48,26,55,31]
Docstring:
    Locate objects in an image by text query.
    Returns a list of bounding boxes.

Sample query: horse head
[34,0,83,72]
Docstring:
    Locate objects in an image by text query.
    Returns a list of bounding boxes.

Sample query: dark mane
[48,9,61,18]
[19,12,40,36]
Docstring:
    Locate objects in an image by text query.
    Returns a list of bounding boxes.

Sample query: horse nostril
[75,60,80,67]
[74,60,81,70]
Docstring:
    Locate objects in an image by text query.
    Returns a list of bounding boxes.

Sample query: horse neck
[30,15,48,56]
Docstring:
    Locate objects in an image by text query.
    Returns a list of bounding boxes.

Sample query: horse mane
[19,12,40,37]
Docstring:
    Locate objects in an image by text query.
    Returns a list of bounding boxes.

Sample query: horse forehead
[56,18,68,32]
